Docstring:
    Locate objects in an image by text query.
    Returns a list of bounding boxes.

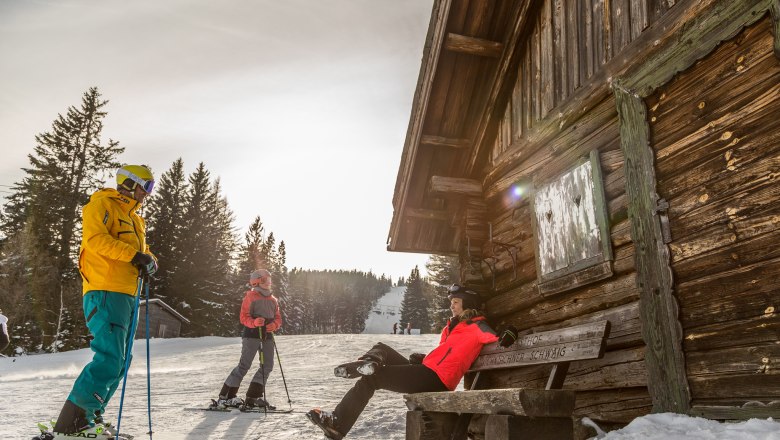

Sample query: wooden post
[485,415,573,440]
[406,411,458,440]
[613,84,691,413]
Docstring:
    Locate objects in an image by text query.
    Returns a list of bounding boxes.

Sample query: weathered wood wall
[469,1,779,438]
[137,303,183,339]
[647,17,780,410]
[490,0,675,164]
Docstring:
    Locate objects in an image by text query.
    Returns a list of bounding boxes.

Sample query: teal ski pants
[67,290,137,420]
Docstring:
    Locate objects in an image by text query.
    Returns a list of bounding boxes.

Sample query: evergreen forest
[0,88,459,356]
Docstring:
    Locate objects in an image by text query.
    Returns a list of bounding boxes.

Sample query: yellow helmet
[116,165,155,193]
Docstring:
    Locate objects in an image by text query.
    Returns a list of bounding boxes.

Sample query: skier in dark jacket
[211,269,282,410]
[306,284,500,440]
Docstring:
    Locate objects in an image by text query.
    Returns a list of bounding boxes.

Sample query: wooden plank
[538,261,614,295]
[774,0,780,58]
[541,0,555,117]
[630,0,647,39]
[684,315,780,352]
[690,403,780,420]
[420,135,471,149]
[403,207,450,222]
[614,85,691,413]
[429,176,482,197]
[404,388,576,417]
[553,0,567,104]
[613,0,631,53]
[444,32,504,58]
[472,321,610,371]
[566,0,580,92]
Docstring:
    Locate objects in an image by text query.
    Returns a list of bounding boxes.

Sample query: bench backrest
[468,320,611,390]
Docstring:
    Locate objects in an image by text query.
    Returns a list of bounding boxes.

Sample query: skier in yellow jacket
[37,165,158,440]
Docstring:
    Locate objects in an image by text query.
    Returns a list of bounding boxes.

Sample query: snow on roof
[141,298,191,324]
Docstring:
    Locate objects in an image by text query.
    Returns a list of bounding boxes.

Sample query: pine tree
[173,163,237,336]
[425,254,460,332]
[399,266,429,334]
[145,158,188,305]
[0,87,123,352]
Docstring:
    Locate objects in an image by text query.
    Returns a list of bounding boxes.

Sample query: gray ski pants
[225,335,275,388]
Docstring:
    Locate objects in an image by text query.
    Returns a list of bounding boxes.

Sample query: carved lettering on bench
[469,321,609,372]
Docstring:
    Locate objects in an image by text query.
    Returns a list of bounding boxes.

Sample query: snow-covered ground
[2,335,779,439]
[362,285,405,335]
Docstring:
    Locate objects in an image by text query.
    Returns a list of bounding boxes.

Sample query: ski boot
[306,408,344,440]
[33,422,132,440]
[333,359,379,378]
[209,396,244,409]
[242,396,276,411]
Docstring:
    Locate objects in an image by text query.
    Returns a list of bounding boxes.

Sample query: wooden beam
[419,134,471,149]
[403,207,450,222]
[429,176,482,197]
[389,0,452,251]
[444,33,504,58]
[690,403,780,420]
[613,84,691,414]
[405,389,575,417]
[463,0,542,177]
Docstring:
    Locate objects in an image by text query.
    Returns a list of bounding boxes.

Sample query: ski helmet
[447,284,482,310]
[116,165,155,194]
[249,269,272,286]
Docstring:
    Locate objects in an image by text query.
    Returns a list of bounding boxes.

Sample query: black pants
[0,327,9,352]
[333,342,447,435]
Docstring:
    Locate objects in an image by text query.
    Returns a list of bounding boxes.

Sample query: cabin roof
[142,298,191,324]
[388,0,522,254]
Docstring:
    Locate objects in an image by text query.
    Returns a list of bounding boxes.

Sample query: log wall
[473,2,779,438]
[647,17,780,408]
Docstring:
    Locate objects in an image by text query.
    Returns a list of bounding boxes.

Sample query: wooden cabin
[389,0,779,437]
[136,298,190,339]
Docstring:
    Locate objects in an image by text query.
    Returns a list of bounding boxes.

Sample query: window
[531,150,613,295]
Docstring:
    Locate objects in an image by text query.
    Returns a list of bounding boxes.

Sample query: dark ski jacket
[422,316,498,390]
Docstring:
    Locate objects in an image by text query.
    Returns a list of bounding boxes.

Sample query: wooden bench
[404,320,611,440]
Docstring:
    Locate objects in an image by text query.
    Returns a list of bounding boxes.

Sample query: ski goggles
[117,168,155,194]
[447,284,478,299]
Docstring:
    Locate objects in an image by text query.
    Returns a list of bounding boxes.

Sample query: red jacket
[422,316,498,390]
[239,288,282,339]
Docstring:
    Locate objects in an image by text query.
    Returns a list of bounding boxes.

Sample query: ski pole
[259,338,267,416]
[144,277,153,438]
[115,273,144,440]
[272,336,293,411]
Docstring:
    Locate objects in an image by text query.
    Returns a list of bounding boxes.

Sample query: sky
[0,0,434,281]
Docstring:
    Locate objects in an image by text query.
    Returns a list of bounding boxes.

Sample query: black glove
[498,325,519,348]
[409,353,425,364]
[131,252,158,275]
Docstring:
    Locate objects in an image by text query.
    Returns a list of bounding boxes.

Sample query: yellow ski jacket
[79,188,154,296]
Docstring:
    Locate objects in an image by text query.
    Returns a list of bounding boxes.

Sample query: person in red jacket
[307,284,500,440]
[211,269,282,410]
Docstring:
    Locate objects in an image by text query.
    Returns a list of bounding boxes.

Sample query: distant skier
[0,309,9,352]
[392,322,397,335]
[406,322,411,335]
[210,269,282,410]
[36,165,158,440]
[307,284,508,440]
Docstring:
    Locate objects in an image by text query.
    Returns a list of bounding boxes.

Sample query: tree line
[0,87,403,355]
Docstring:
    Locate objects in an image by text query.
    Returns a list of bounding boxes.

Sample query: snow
[362,285,405,335]
[587,413,780,440]
[0,334,439,439]
[2,336,780,439]
[2,295,779,440]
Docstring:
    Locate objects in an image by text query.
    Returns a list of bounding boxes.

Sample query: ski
[33,421,134,440]
[184,406,298,414]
